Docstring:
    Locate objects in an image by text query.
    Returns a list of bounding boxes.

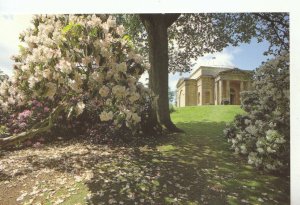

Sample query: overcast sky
[0,15,32,74]
[0,14,270,92]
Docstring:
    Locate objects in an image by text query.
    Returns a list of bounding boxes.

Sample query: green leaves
[122,34,135,49]
[62,22,74,34]
[122,34,131,42]
[18,45,26,55]
[62,22,83,36]
[89,27,98,38]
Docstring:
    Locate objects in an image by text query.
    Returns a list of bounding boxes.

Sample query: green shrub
[224,53,289,172]
[169,104,176,113]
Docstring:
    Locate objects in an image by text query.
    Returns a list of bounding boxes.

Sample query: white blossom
[257,147,265,154]
[116,62,127,73]
[75,101,85,115]
[42,69,52,79]
[56,59,72,74]
[99,86,110,97]
[266,147,275,153]
[99,111,114,121]
[107,16,116,28]
[45,82,57,99]
[112,85,126,98]
[129,93,140,103]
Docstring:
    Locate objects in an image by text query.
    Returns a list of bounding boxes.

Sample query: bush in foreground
[0,15,152,147]
[224,53,289,172]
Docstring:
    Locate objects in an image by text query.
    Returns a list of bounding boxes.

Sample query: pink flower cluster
[32,100,49,111]
[17,110,32,122]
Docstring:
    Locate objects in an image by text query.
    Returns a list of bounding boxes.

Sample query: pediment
[219,68,253,76]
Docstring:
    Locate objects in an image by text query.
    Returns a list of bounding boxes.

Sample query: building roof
[176,66,253,88]
[176,77,196,88]
[189,66,233,79]
[217,67,254,76]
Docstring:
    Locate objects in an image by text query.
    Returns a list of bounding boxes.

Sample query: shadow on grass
[19,121,289,205]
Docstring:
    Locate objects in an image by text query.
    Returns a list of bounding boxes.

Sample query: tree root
[161,120,184,133]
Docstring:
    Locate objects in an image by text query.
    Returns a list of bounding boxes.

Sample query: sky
[0,14,270,92]
[0,15,32,74]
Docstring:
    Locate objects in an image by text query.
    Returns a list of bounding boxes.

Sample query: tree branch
[139,14,154,31]
[164,14,180,27]
[0,103,66,149]
[254,13,288,28]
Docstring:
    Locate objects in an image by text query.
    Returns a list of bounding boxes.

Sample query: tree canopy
[117,13,289,132]
[119,13,289,72]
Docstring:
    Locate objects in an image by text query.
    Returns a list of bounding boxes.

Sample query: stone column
[240,81,244,92]
[219,80,223,104]
[215,81,218,105]
[200,89,202,106]
[210,88,213,105]
[226,80,230,99]
[199,80,202,105]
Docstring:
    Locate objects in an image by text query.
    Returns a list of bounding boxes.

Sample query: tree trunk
[139,14,182,133]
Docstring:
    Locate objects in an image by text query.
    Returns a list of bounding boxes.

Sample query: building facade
[176,66,253,107]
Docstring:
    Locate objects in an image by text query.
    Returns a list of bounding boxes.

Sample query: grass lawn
[0,105,289,204]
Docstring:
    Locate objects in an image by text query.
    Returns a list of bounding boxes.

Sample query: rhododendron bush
[0,14,151,147]
[224,53,289,172]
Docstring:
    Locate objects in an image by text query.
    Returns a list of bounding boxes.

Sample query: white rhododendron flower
[116,25,125,36]
[240,145,247,154]
[257,147,264,154]
[99,86,110,97]
[107,16,117,28]
[45,82,57,99]
[28,76,39,88]
[99,111,114,121]
[7,97,15,105]
[129,93,140,103]
[0,81,8,95]
[116,62,127,73]
[76,101,85,115]
[56,59,72,74]
[267,147,275,153]
[112,85,126,98]
[42,69,52,79]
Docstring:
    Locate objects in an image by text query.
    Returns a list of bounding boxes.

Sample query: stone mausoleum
[176,66,253,107]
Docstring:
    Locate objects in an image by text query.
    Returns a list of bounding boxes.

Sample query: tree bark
[139,14,182,133]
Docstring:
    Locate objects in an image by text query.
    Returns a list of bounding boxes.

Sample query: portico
[176,66,253,107]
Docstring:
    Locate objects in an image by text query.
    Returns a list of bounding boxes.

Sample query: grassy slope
[166,105,289,205]
[171,105,245,123]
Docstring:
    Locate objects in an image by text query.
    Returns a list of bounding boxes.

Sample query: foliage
[169,104,175,113]
[119,13,289,73]
[0,69,8,82]
[223,53,289,172]
[0,14,151,144]
[168,87,175,104]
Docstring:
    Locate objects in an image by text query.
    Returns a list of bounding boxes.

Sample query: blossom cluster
[0,14,151,137]
[224,54,289,172]
[1,99,51,135]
